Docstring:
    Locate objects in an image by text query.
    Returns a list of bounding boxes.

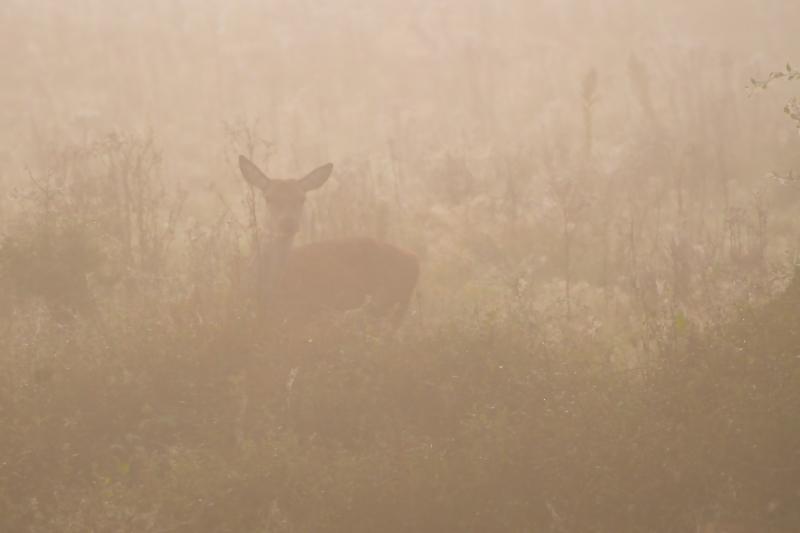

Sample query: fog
[1,1,799,531]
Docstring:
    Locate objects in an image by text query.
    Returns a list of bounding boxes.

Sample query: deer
[237,155,419,327]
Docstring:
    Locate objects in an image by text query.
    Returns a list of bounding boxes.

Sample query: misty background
[1,1,799,532]
[3,1,798,176]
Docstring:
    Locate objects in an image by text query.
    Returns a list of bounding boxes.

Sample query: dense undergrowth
[0,268,798,532]
[0,132,798,532]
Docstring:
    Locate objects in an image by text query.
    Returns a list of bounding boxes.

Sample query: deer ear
[298,163,333,192]
[238,155,271,190]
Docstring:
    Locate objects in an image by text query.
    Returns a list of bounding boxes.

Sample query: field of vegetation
[1,1,799,531]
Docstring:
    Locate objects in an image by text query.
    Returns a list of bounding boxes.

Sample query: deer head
[238,155,333,241]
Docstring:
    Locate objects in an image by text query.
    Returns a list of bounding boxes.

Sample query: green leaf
[674,312,688,333]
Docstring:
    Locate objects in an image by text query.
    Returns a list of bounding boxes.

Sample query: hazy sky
[1,0,797,178]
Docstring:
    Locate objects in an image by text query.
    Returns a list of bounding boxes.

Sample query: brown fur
[275,237,419,324]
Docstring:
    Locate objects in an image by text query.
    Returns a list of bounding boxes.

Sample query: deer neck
[260,234,294,296]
